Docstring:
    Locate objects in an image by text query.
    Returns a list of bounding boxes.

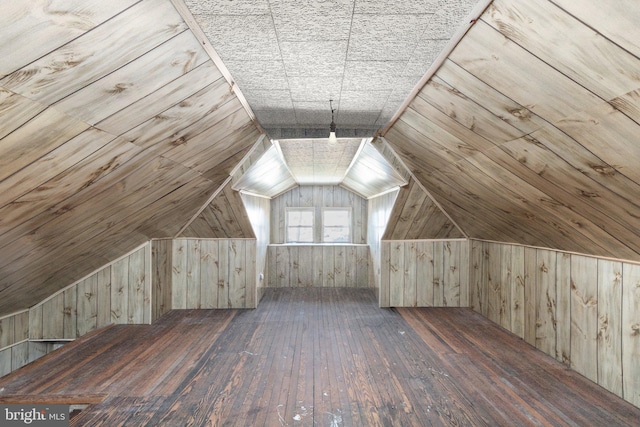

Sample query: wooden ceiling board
[385,123,463,174]
[201,145,257,184]
[0,0,140,77]
[121,81,239,149]
[448,20,603,124]
[0,0,266,314]
[498,137,640,241]
[486,0,640,102]
[406,168,520,244]
[342,142,407,198]
[165,112,255,169]
[417,62,640,247]
[462,150,639,257]
[96,61,223,136]
[413,165,569,249]
[181,183,256,239]
[0,128,115,209]
[411,195,464,239]
[0,156,200,276]
[546,0,640,67]
[554,104,640,184]
[422,78,534,144]
[1,0,188,105]
[0,89,48,139]
[433,60,547,136]
[383,179,427,239]
[398,90,640,258]
[0,136,142,238]
[610,88,640,124]
[0,108,90,181]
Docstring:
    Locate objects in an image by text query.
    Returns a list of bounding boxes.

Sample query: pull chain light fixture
[328,99,337,145]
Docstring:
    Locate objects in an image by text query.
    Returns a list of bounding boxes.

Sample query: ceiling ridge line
[169,0,265,134]
[379,0,495,137]
[377,136,469,239]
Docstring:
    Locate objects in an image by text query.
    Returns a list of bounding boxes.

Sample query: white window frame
[322,207,352,243]
[285,207,315,243]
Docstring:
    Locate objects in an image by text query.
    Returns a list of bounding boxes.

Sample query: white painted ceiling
[184,0,479,137]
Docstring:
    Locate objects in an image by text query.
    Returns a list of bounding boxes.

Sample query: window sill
[269,243,368,247]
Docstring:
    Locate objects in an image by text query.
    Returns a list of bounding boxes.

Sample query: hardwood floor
[0,288,637,426]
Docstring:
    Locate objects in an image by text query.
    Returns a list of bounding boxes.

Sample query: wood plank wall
[382,177,463,240]
[240,193,270,301]
[152,239,173,322]
[368,189,399,292]
[1,244,150,378]
[380,240,469,308]
[167,238,257,309]
[267,245,370,288]
[29,244,151,341]
[270,186,367,244]
[470,240,640,407]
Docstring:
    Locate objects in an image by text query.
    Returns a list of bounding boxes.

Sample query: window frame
[285,207,315,243]
[321,207,352,243]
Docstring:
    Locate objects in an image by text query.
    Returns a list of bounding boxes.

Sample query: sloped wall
[180,183,256,238]
[270,186,367,244]
[383,177,463,240]
[0,244,150,377]
[470,240,640,407]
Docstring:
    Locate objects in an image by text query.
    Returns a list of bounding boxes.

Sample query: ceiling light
[328,99,337,145]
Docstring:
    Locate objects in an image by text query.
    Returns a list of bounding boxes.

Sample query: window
[286,208,314,243]
[322,208,351,243]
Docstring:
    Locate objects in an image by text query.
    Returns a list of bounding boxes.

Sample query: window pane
[286,208,314,243]
[287,226,313,243]
[287,210,313,227]
[324,210,349,226]
[323,226,349,243]
[323,208,350,243]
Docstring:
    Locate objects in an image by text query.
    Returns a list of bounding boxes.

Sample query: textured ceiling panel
[185,0,479,134]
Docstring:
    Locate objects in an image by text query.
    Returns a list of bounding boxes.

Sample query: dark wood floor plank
[1,288,638,426]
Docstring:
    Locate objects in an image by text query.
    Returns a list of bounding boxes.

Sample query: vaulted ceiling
[1,0,640,315]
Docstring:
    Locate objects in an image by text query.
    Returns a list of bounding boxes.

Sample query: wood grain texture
[0,289,637,424]
[267,245,371,289]
[383,177,463,240]
[622,263,640,406]
[382,0,640,264]
[166,239,257,309]
[381,240,468,308]
[471,240,640,407]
